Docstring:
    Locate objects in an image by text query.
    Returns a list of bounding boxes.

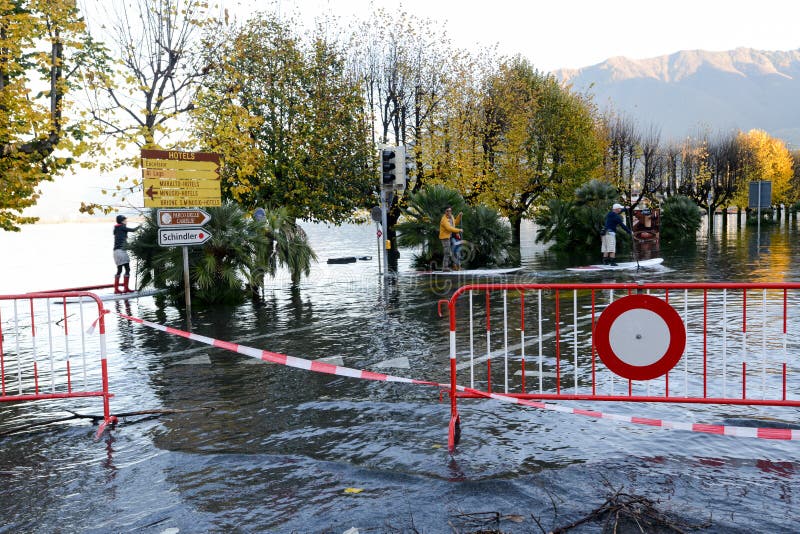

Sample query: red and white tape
[116,311,800,441]
[460,388,800,440]
[116,312,441,388]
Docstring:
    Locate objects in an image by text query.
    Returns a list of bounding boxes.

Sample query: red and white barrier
[115,310,800,446]
[440,282,800,450]
[0,291,116,437]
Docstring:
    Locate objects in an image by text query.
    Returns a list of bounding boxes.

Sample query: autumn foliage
[0,0,90,230]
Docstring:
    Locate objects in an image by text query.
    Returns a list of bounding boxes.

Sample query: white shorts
[114,249,130,266]
[601,232,616,254]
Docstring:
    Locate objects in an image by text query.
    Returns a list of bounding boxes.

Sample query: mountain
[555,48,800,149]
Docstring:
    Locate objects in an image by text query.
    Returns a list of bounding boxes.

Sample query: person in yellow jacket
[439,206,462,271]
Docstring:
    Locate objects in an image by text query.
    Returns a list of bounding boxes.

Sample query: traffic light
[381,146,406,189]
[382,148,397,185]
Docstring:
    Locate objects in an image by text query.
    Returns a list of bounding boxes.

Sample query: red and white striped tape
[460,388,800,440]
[116,312,440,388]
[115,311,800,441]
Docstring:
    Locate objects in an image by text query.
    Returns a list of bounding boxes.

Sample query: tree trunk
[706,206,715,234]
[509,213,522,247]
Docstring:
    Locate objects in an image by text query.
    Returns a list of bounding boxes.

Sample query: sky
[26,0,800,221]
[229,0,800,72]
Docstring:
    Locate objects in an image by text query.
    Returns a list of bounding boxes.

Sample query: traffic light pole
[379,145,403,280]
[380,186,391,278]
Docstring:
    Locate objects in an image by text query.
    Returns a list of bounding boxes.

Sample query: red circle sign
[594,294,685,381]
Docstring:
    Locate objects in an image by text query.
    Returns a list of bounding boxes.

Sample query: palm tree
[535,179,619,251]
[396,185,514,269]
[534,198,576,248]
[459,205,517,267]
[258,206,317,285]
[395,185,467,269]
[573,179,620,248]
[129,202,308,304]
[661,195,702,241]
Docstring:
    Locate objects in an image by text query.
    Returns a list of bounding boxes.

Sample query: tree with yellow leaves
[192,13,373,223]
[732,129,793,209]
[0,0,92,230]
[477,57,604,245]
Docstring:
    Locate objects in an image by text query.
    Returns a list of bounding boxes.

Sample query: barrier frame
[0,291,115,436]
[440,282,800,450]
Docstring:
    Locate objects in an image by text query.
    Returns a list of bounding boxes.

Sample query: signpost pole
[370,206,383,276]
[375,222,382,275]
[183,246,192,331]
[757,180,762,242]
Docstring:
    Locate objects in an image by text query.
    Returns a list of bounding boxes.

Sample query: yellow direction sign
[142,158,219,171]
[143,168,220,180]
[141,149,221,208]
[143,178,221,191]
[145,185,220,200]
[145,197,222,208]
[141,149,220,164]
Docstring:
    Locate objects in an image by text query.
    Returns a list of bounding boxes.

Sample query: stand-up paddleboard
[412,267,524,276]
[567,257,664,272]
[54,288,165,303]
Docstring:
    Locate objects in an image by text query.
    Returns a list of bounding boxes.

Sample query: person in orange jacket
[439,206,462,271]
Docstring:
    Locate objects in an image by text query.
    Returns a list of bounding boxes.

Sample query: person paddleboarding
[601,203,637,266]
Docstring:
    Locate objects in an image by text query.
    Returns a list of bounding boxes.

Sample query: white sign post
[156,209,213,331]
[157,228,212,246]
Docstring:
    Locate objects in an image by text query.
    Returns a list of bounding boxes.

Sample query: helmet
[116,215,127,224]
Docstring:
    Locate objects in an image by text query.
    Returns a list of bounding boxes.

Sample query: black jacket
[604,211,632,235]
[113,224,136,250]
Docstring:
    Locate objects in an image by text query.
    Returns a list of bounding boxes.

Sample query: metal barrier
[439,282,800,450]
[0,291,115,435]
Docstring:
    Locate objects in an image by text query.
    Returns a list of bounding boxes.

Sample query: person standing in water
[113,215,138,293]
[601,203,635,266]
[439,206,462,271]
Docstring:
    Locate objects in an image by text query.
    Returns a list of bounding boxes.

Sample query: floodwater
[1,215,799,533]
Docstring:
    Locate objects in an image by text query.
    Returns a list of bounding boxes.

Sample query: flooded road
[1,216,799,532]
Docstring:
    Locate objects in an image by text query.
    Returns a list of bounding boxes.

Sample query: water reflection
[2,216,800,531]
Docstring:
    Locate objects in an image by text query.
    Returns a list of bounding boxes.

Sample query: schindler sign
[158,227,212,246]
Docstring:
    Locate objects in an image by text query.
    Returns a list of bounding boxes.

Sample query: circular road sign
[371,205,382,223]
[594,294,685,381]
